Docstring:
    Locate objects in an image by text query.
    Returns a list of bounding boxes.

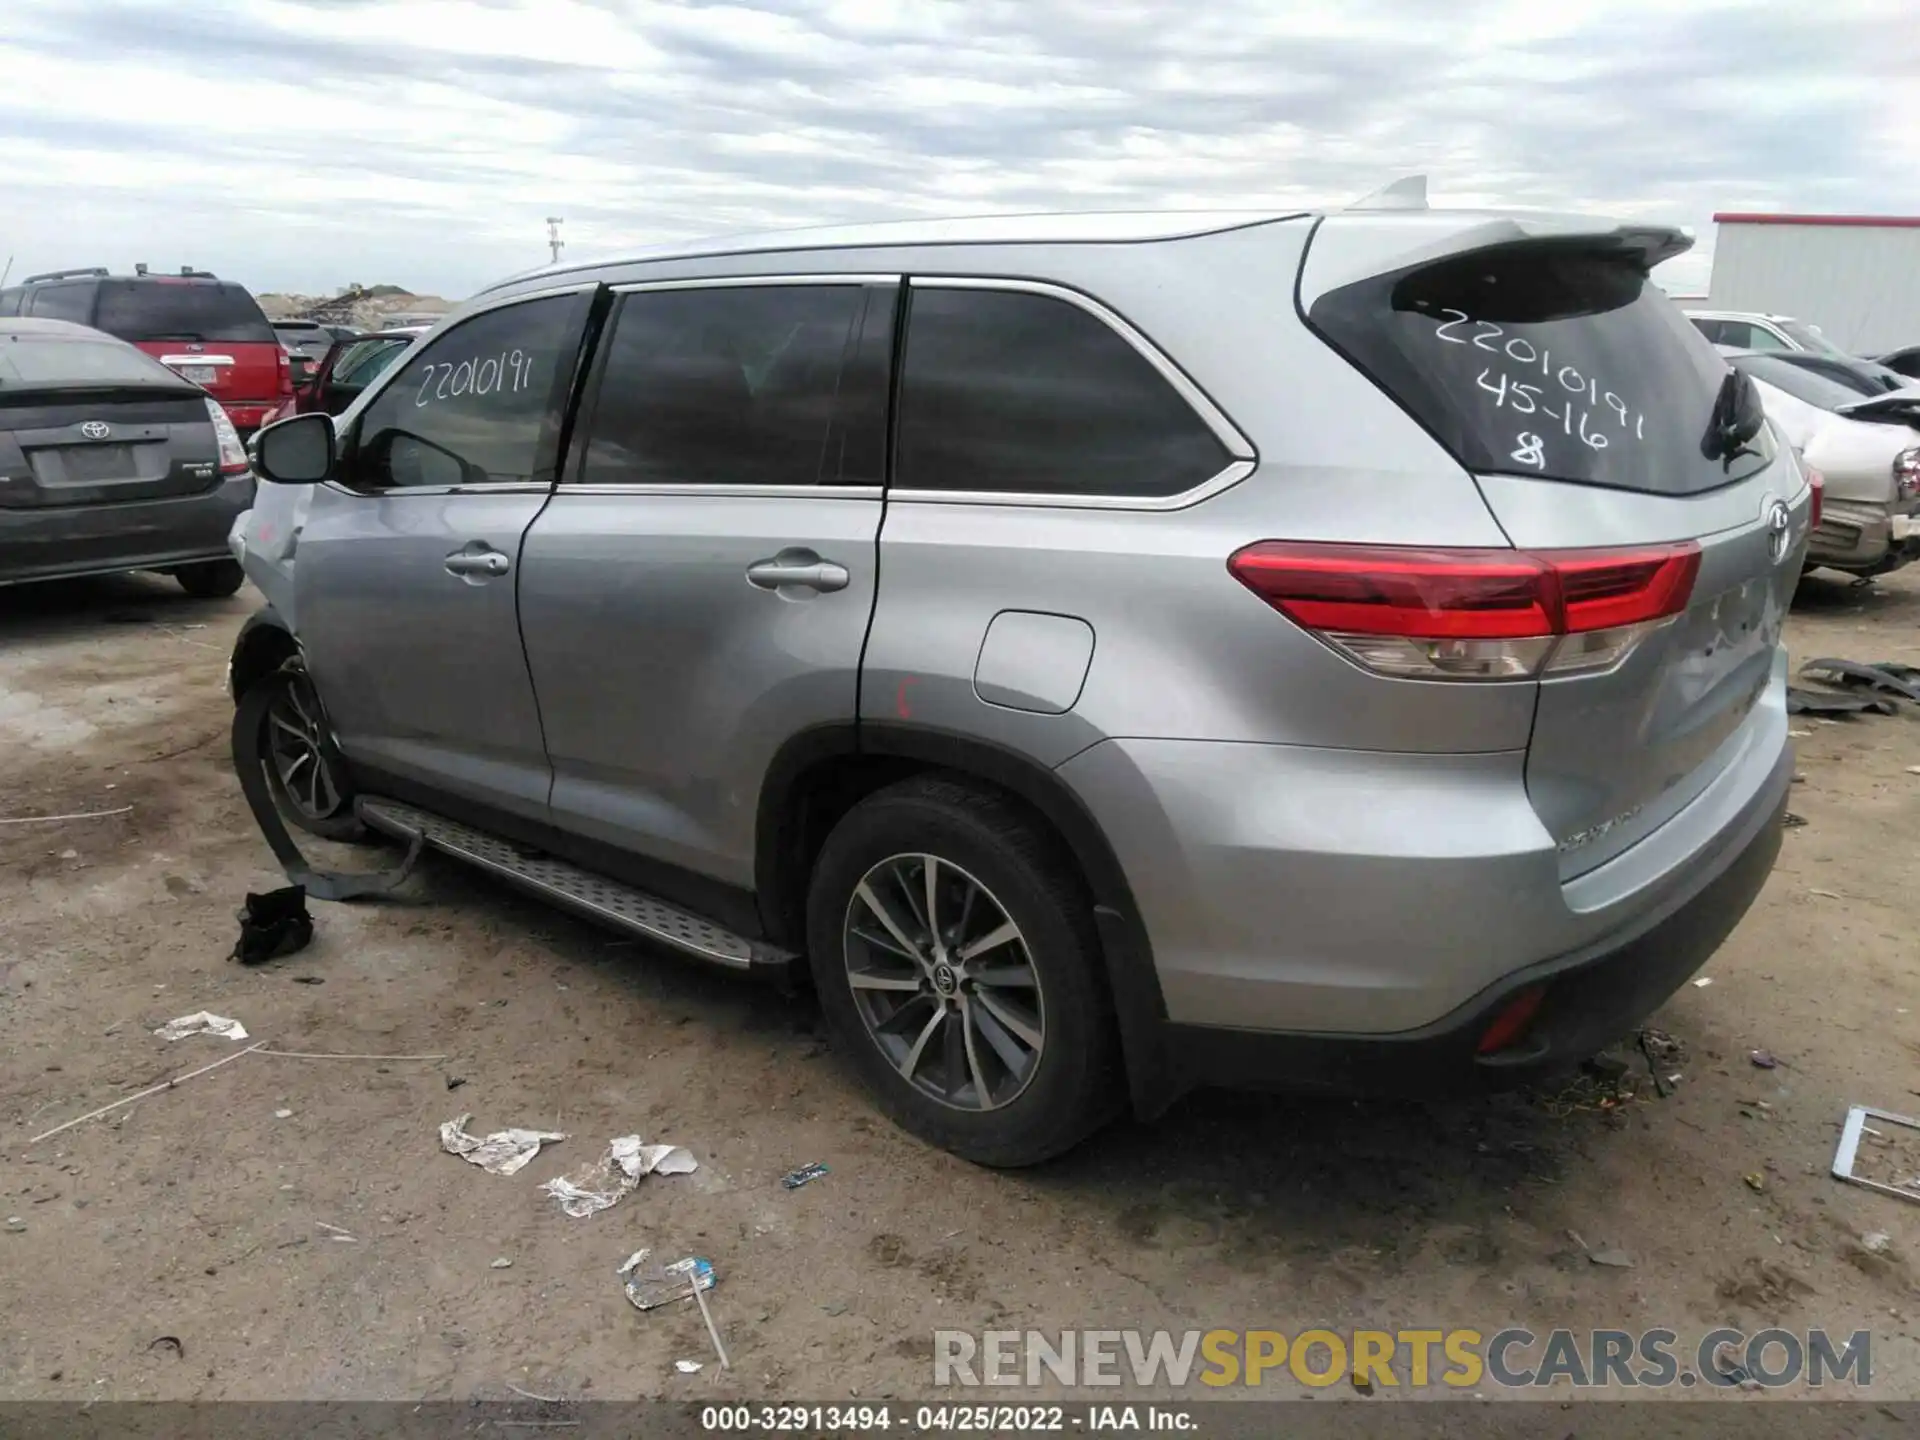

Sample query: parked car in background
[0,267,290,438]
[0,318,253,595]
[230,205,1801,1165]
[1728,350,1920,577]
[1756,350,1908,397]
[259,326,426,427]
[1686,309,1852,358]
[272,319,337,389]
[1878,345,1920,380]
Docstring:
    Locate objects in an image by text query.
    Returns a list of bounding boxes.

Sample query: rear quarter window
[1309,244,1773,495]
[93,281,275,344]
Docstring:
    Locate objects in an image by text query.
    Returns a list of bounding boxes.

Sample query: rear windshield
[93,280,275,344]
[0,336,187,389]
[1309,244,1774,494]
[1776,319,1848,359]
[1730,355,1862,412]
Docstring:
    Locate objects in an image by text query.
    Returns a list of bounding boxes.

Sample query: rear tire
[806,775,1120,1167]
[176,560,245,599]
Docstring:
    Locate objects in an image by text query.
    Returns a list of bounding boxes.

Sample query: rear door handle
[445,549,511,578]
[746,551,850,593]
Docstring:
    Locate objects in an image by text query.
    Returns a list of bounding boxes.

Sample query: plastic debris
[541,1135,696,1218]
[439,1114,566,1177]
[1691,977,1713,989]
[274,1108,294,1119]
[154,1012,250,1042]
[622,1253,716,1311]
[1750,1050,1778,1069]
[232,886,314,965]
[1744,1172,1766,1192]
[1587,1247,1634,1268]
[676,1360,704,1374]
[490,1257,513,1269]
[1862,1232,1891,1254]
[781,1162,829,1190]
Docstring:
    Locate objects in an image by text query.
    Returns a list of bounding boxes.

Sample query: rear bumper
[1164,780,1784,1096]
[1807,497,1919,573]
[0,475,255,586]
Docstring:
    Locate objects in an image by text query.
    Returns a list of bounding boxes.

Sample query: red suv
[0,267,290,437]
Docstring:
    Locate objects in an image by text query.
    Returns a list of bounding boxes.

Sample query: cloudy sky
[2,0,1913,300]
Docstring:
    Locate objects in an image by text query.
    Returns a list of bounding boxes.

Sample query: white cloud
[0,0,1911,299]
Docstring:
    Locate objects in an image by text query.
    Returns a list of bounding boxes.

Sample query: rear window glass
[93,281,275,344]
[0,336,185,388]
[1731,355,1863,411]
[1309,245,1774,494]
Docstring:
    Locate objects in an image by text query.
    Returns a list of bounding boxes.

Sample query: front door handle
[445,549,511,578]
[746,550,850,594]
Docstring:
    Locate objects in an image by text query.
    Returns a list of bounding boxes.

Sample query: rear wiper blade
[1702,370,1764,467]
[148,332,207,342]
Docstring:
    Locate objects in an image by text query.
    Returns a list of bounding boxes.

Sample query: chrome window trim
[326,281,600,496]
[552,484,882,500]
[893,275,1256,511]
[608,274,899,294]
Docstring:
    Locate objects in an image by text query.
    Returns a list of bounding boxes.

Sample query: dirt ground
[0,569,1915,1407]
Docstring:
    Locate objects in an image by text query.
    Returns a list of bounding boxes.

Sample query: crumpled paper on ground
[154,1012,250,1042]
[439,1113,567,1177]
[541,1134,697,1217]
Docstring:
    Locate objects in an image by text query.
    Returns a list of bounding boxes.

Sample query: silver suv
[233,204,1804,1165]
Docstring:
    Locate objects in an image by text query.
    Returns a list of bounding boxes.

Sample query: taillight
[1894,449,1920,502]
[276,346,293,398]
[1228,541,1701,682]
[1806,466,1825,529]
[204,397,251,475]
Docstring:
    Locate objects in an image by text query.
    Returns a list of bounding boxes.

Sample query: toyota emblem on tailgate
[1765,498,1792,564]
[78,420,111,440]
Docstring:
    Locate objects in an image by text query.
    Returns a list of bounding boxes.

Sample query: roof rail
[1346,176,1429,212]
[21,266,110,284]
[178,266,218,278]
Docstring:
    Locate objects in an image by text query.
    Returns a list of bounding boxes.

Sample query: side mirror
[254,412,335,485]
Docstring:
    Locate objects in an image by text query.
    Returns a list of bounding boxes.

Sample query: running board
[357,797,794,975]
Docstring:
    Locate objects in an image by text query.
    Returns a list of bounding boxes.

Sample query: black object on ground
[1786,686,1894,716]
[232,885,314,965]
[1799,659,1920,704]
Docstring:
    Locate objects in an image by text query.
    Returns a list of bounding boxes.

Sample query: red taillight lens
[1806,466,1824,529]
[276,346,293,398]
[1228,541,1701,682]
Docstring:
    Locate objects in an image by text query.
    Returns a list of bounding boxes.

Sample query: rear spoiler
[1298,211,1695,308]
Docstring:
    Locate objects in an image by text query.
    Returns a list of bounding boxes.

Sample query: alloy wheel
[841,853,1046,1111]
[264,674,347,823]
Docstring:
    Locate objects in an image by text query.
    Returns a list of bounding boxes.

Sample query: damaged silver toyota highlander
[227,194,1807,1165]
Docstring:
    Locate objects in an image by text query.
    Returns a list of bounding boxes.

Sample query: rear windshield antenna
[1347,175,1429,211]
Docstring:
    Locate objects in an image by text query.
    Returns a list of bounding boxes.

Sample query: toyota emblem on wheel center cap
[1765,498,1792,564]
[78,420,111,440]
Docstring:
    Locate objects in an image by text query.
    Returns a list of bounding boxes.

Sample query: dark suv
[0,268,291,437]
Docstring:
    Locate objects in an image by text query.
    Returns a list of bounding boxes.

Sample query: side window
[895,287,1230,498]
[1688,317,1724,346]
[1744,324,1790,352]
[577,284,872,488]
[345,294,585,491]
[26,283,94,324]
[0,288,21,317]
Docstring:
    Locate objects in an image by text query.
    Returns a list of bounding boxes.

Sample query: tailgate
[1303,222,1809,878]
[0,396,221,508]
[140,340,282,404]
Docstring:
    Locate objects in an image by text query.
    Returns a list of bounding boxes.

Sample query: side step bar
[357,797,796,976]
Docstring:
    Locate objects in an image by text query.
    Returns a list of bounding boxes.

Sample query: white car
[1729,352,1920,576]
[1686,308,1852,359]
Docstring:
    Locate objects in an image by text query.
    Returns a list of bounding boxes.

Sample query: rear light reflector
[1228,541,1701,682]
[1476,985,1546,1056]
[205,397,251,475]
[1806,466,1825,529]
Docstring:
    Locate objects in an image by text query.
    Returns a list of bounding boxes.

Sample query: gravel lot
[0,570,1915,1405]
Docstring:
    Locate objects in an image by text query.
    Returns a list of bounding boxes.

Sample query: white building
[1704,212,1920,356]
